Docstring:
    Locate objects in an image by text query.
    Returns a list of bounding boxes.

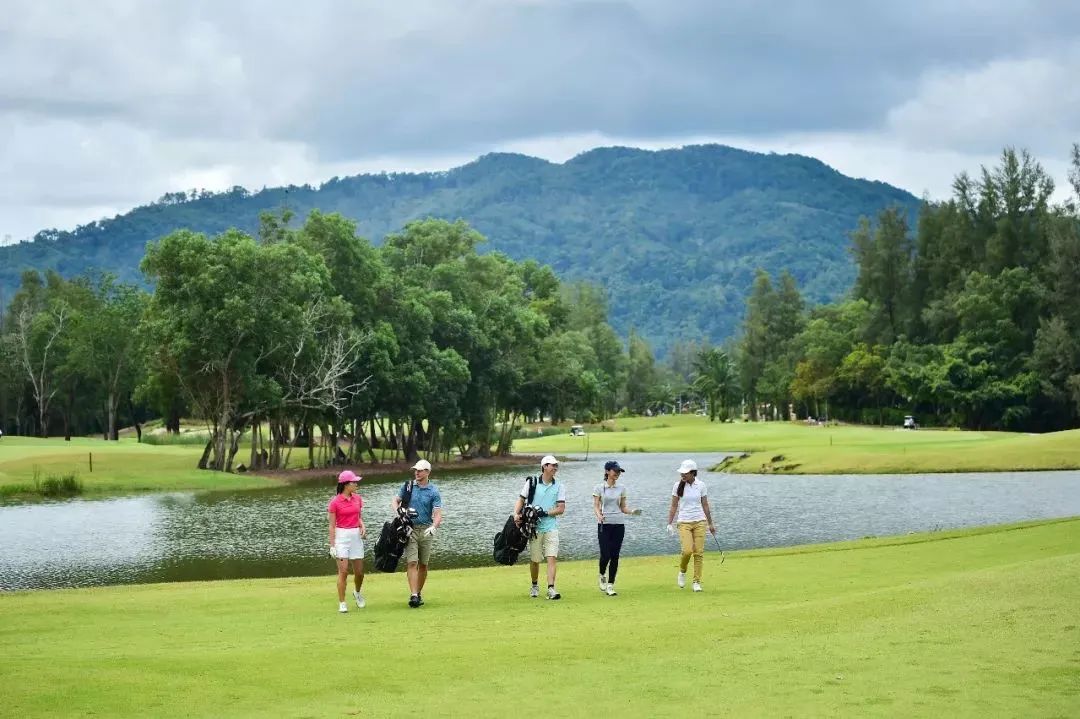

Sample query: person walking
[666,459,716,592]
[514,455,566,599]
[592,460,642,596]
[328,470,367,613]
[391,459,443,608]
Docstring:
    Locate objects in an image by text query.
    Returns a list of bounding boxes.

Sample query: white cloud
[887,45,1080,155]
[2,1,1079,244]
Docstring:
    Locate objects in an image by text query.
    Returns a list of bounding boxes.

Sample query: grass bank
[512,416,1080,473]
[1,518,1077,717]
[0,435,540,500]
[0,436,280,498]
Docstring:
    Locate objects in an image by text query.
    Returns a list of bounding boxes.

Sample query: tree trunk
[249,415,259,470]
[166,404,181,434]
[225,424,245,473]
[38,401,48,438]
[107,391,118,441]
[126,393,142,443]
[307,424,315,469]
[63,384,74,441]
[214,411,229,471]
[197,440,213,470]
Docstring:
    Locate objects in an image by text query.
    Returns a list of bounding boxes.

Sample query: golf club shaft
[710,531,726,564]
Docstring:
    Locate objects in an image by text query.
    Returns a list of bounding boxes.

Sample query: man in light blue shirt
[514,455,566,599]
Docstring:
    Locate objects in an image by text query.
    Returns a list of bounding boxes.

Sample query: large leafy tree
[141,228,342,470]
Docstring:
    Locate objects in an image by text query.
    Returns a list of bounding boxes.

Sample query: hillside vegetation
[0,144,918,352]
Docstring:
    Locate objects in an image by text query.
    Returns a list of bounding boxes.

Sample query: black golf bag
[492,476,538,565]
[374,480,415,572]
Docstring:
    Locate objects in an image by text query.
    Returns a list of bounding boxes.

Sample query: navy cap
[604,460,625,472]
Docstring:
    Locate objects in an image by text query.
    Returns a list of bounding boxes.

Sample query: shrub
[40,473,83,498]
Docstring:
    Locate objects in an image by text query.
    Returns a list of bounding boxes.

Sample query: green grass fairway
[513,416,1080,473]
[2,519,1078,717]
[0,436,278,496]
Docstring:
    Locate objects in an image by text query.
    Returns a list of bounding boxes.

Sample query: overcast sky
[2,0,1079,244]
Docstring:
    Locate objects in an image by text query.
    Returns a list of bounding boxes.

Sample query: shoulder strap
[401,479,414,508]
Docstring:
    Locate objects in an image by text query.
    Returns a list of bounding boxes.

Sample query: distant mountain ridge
[0,144,920,352]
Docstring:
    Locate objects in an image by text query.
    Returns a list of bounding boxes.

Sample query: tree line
[0,214,673,469]
[2,146,1076,468]
[726,146,1080,431]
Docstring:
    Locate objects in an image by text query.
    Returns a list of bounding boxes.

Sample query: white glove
[424,526,437,538]
[329,544,338,559]
[666,524,676,537]
[631,509,643,516]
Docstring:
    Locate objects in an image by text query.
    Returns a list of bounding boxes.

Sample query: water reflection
[3,453,1080,591]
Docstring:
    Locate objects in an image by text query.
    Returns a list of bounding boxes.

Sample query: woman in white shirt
[666,459,716,592]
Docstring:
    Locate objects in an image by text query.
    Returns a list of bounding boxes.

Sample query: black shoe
[417,594,424,606]
[408,594,420,608]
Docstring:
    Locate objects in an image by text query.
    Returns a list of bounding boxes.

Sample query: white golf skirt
[334,527,365,560]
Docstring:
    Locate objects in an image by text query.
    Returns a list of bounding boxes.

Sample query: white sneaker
[530,584,540,598]
[546,586,562,600]
[338,601,348,613]
[692,581,702,592]
[605,584,617,596]
[598,574,608,592]
[354,591,365,609]
[677,571,686,589]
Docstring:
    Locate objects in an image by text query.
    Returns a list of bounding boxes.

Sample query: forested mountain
[0,144,919,352]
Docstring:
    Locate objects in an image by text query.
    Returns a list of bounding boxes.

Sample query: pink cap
[337,470,361,484]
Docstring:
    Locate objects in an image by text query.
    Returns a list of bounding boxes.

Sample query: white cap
[411,459,432,471]
[541,455,559,466]
[677,459,697,474]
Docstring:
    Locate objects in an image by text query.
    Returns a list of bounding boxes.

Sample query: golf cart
[569,424,585,437]
[903,415,917,429]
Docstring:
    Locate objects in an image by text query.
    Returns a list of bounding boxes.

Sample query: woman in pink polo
[328,470,367,613]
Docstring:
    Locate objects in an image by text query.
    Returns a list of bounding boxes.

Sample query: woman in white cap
[666,459,716,592]
[593,459,642,596]
[329,470,367,612]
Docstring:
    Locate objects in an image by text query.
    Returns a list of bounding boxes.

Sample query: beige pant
[406,524,434,565]
[529,530,559,563]
[678,521,706,581]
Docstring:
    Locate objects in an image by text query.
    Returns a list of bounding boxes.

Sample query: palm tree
[692,348,737,421]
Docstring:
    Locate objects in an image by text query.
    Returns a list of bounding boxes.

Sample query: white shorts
[334,527,365,560]
[529,530,559,562]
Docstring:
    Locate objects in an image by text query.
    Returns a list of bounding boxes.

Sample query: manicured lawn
[1,518,1077,717]
[0,436,278,496]
[513,416,1080,473]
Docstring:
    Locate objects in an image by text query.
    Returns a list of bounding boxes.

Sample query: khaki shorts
[529,530,559,563]
[406,523,434,565]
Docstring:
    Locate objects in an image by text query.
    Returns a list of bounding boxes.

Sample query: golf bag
[374,480,415,572]
[492,476,539,565]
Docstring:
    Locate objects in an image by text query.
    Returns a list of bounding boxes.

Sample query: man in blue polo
[514,455,566,599]
[392,459,443,608]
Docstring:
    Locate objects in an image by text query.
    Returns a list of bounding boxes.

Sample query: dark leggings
[598,523,626,582]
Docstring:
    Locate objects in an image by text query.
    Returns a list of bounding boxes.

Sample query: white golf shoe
[338,601,348,613]
[692,581,702,592]
[598,574,608,592]
[605,584,617,596]
[354,591,365,609]
[677,571,686,589]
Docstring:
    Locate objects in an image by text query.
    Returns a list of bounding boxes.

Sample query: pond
[3,453,1080,591]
